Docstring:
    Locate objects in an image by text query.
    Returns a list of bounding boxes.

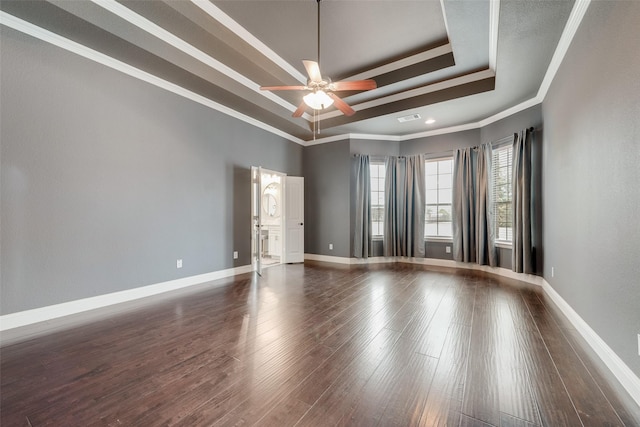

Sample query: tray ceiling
[0,0,576,142]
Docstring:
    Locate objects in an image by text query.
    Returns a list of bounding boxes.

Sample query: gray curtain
[512,128,534,273]
[476,144,497,266]
[452,148,476,262]
[383,155,425,257]
[353,154,372,258]
[383,157,399,256]
[452,144,497,266]
[406,155,426,257]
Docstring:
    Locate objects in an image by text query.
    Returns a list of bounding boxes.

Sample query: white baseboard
[304,253,640,407]
[304,253,544,287]
[3,255,638,407]
[0,264,253,344]
[541,279,640,407]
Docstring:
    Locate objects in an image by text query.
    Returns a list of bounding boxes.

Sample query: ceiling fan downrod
[316,0,321,66]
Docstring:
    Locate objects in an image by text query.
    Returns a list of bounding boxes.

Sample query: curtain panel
[383,155,425,257]
[452,145,497,266]
[353,154,372,258]
[476,144,497,266]
[512,128,535,273]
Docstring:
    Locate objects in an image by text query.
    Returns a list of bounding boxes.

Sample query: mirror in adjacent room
[257,171,284,268]
[262,182,280,218]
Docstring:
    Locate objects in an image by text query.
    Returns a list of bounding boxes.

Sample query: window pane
[439,189,452,204]
[439,205,452,220]
[425,223,437,236]
[425,157,454,237]
[370,162,385,237]
[426,174,438,190]
[492,146,513,242]
[427,204,440,221]
[440,173,452,189]
[426,189,438,204]
[440,222,452,237]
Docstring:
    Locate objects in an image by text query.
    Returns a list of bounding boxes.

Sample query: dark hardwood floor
[1,262,639,426]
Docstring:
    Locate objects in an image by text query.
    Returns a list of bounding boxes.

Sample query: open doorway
[259,170,285,267]
[251,167,304,275]
[251,167,285,274]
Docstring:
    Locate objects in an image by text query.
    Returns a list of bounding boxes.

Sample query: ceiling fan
[260,0,377,119]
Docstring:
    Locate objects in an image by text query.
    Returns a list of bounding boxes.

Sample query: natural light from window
[370,163,385,238]
[425,158,453,238]
[493,145,513,242]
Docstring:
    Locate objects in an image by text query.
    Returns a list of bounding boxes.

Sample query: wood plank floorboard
[1,262,638,426]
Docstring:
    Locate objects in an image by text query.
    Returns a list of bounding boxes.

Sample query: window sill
[425,237,453,243]
[495,241,512,249]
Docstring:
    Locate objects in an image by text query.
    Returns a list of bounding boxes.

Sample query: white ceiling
[0,0,577,143]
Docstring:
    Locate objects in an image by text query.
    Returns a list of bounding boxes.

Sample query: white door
[250,166,263,275]
[285,176,304,263]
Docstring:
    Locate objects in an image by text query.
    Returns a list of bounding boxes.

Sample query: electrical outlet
[177,259,183,269]
[552,267,554,278]
[233,251,238,259]
[329,243,333,250]
[445,246,451,254]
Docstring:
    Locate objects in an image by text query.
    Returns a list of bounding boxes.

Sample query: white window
[493,145,513,242]
[370,163,385,238]
[425,158,453,237]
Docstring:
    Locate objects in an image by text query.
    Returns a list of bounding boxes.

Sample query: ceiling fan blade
[260,85,307,91]
[332,80,377,91]
[303,60,322,82]
[327,92,355,116]
[292,101,307,118]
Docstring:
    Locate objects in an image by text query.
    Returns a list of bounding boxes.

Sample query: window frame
[492,144,513,246]
[370,162,385,239]
[424,157,453,240]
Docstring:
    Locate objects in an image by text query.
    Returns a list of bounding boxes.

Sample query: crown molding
[190,0,307,84]
[92,0,297,114]
[0,12,305,146]
[537,0,591,101]
[489,0,500,72]
[1,0,591,146]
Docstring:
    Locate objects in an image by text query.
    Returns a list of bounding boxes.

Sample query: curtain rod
[352,127,534,159]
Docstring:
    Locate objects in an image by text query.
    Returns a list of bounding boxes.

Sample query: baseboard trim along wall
[303,253,640,407]
[0,265,254,346]
[303,253,544,287]
[2,255,638,407]
[540,279,640,408]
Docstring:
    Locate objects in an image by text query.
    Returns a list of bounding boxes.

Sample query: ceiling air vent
[397,113,421,123]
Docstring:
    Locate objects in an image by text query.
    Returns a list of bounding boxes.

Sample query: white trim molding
[541,279,640,407]
[0,12,305,146]
[91,0,297,113]
[1,0,591,146]
[303,253,543,287]
[0,264,253,345]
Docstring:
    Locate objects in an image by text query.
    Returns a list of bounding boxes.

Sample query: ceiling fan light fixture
[303,90,334,110]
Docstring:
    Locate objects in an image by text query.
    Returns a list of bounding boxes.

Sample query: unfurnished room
[1,0,639,425]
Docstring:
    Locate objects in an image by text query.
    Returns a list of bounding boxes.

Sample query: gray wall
[400,129,480,157]
[1,28,302,315]
[303,140,351,257]
[480,105,542,144]
[541,1,640,376]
